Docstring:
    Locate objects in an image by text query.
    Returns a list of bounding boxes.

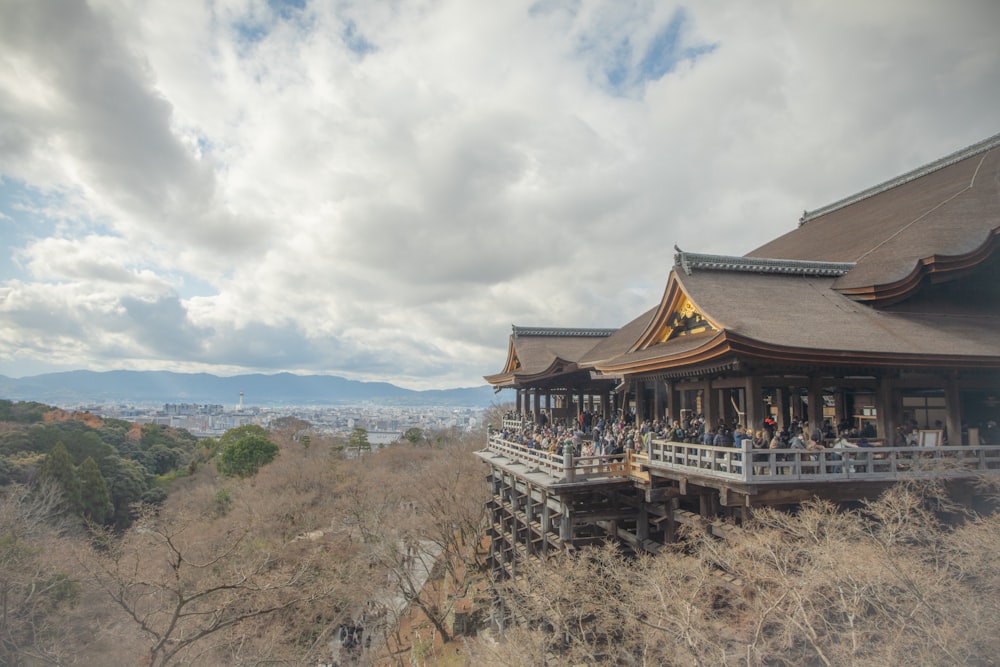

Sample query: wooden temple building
[478,133,1000,576]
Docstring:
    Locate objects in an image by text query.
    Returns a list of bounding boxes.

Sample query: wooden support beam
[646,486,681,503]
[665,498,679,543]
[637,504,649,541]
[570,510,637,524]
[718,485,748,507]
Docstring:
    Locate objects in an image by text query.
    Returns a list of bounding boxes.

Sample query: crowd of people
[497,410,652,460]
[497,408,998,456]
[497,410,875,456]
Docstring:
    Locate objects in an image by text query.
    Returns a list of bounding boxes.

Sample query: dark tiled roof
[484,325,616,385]
[578,307,658,367]
[799,133,1000,223]
[601,269,1000,371]
[747,134,1000,295]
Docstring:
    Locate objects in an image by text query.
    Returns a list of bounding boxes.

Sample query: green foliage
[404,427,424,445]
[0,456,12,486]
[146,444,181,475]
[139,423,198,452]
[141,487,168,505]
[78,457,112,524]
[43,572,82,606]
[219,424,269,449]
[0,399,49,423]
[198,436,221,459]
[218,435,279,478]
[103,457,150,529]
[0,428,33,458]
[96,419,131,449]
[212,488,232,517]
[0,402,199,530]
[4,453,44,486]
[125,424,198,477]
[348,427,371,454]
[38,443,81,514]
[1,421,113,470]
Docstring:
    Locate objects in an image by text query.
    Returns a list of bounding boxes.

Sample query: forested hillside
[0,399,490,665]
[0,399,202,529]
[3,399,1000,665]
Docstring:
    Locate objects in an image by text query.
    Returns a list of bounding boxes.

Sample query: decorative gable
[630,275,721,354]
[511,352,522,372]
[656,297,715,342]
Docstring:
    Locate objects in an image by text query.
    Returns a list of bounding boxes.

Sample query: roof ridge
[799,132,1000,225]
[511,325,617,338]
[674,251,855,277]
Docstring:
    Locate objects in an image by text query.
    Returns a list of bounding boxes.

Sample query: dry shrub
[475,481,1000,666]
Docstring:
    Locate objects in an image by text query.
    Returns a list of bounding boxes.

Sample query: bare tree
[83,504,338,666]
[471,481,1000,666]
[0,482,85,665]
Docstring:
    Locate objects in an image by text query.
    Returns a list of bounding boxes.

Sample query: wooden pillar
[834,389,847,432]
[665,498,679,543]
[945,374,962,445]
[541,497,550,555]
[668,381,681,423]
[876,376,896,443]
[559,501,573,543]
[637,504,649,542]
[786,385,800,423]
[775,387,789,429]
[524,484,534,552]
[699,492,711,518]
[634,379,646,422]
[601,392,610,419]
[808,378,824,434]
[653,381,664,421]
[702,381,717,428]
[532,390,541,424]
[744,376,763,431]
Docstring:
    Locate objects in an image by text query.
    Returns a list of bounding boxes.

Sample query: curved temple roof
[748,132,1000,304]
[487,133,1000,386]
[484,325,616,388]
[594,133,1000,375]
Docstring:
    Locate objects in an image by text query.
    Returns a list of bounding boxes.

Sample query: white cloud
[1,0,998,388]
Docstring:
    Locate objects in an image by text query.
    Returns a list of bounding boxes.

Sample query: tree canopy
[217,432,279,478]
[347,427,370,454]
[38,443,81,515]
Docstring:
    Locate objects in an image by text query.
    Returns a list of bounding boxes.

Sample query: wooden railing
[500,418,525,431]
[485,434,629,482]
[647,439,1000,483]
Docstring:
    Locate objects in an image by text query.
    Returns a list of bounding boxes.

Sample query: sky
[1,0,998,390]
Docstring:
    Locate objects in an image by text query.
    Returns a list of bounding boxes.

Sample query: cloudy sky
[1,0,998,389]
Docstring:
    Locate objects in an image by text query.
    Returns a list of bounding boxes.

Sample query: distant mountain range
[0,370,499,408]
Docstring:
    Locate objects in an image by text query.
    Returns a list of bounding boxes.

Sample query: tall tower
[239,391,244,411]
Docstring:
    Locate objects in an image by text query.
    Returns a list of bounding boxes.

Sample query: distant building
[367,430,403,446]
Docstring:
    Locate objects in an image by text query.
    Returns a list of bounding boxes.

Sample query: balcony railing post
[563,447,575,482]
[741,439,750,481]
